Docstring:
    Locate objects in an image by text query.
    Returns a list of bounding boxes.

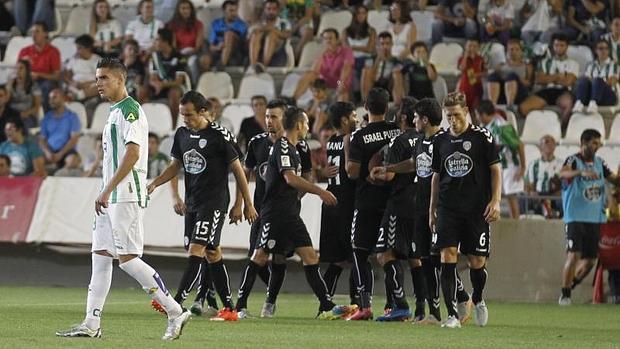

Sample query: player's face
[95,68,124,101]
[582,137,602,158]
[265,107,283,134]
[445,105,468,134]
[298,113,310,139]
[413,112,426,133]
[180,103,204,130]
[345,110,358,133]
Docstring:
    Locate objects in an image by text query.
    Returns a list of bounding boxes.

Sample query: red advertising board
[600,222,620,269]
[0,177,43,243]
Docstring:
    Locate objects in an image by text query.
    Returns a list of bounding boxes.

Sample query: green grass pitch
[2,286,619,349]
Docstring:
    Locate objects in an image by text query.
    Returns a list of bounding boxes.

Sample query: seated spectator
[125,0,164,57]
[17,21,61,110]
[248,0,292,70]
[237,95,267,152]
[122,39,147,102]
[601,16,620,62]
[306,79,332,137]
[457,38,486,111]
[293,28,354,102]
[54,153,85,177]
[520,0,563,45]
[64,35,101,102]
[520,33,578,125]
[311,124,335,183]
[573,39,619,114]
[480,0,515,45]
[282,0,317,62]
[202,0,248,72]
[147,132,168,179]
[343,5,377,78]
[432,0,478,44]
[486,39,533,109]
[565,0,608,44]
[207,96,235,134]
[0,154,10,177]
[7,60,42,129]
[524,134,563,218]
[386,1,416,60]
[88,0,123,58]
[39,89,81,170]
[0,85,19,144]
[478,100,525,219]
[0,119,45,177]
[361,32,400,100]
[393,41,437,104]
[167,0,204,57]
[13,0,54,35]
[149,28,187,125]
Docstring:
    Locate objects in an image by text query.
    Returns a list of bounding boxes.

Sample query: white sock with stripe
[85,253,113,330]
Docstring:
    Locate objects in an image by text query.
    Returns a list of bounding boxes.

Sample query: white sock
[119,257,182,319]
[85,253,113,330]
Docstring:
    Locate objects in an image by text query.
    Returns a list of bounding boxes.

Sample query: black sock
[441,263,458,318]
[423,256,441,320]
[352,249,371,308]
[348,270,360,306]
[456,270,470,303]
[383,260,409,310]
[236,260,260,310]
[194,259,219,309]
[561,287,572,298]
[470,266,487,304]
[384,274,394,310]
[571,276,583,290]
[174,255,203,304]
[411,265,428,316]
[266,262,286,304]
[209,259,233,309]
[323,264,343,296]
[303,264,335,311]
[258,264,271,286]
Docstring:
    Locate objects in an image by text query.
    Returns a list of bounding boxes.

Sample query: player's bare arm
[346,160,360,180]
[428,171,440,233]
[282,170,337,206]
[96,142,140,215]
[147,158,182,194]
[229,168,250,224]
[484,163,502,223]
[230,159,258,223]
[559,163,599,180]
[169,175,185,216]
[370,158,415,180]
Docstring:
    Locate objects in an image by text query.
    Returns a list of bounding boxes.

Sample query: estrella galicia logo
[183,149,206,174]
[583,184,602,202]
[416,152,432,178]
[444,151,473,177]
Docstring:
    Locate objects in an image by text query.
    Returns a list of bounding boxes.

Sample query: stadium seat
[521,110,561,144]
[195,0,225,8]
[281,72,312,106]
[429,43,462,76]
[66,101,88,130]
[597,146,620,169]
[197,71,234,102]
[159,134,174,156]
[567,45,593,75]
[62,6,91,36]
[0,36,33,67]
[49,7,64,38]
[222,103,253,136]
[524,144,540,165]
[482,42,506,68]
[111,5,135,32]
[368,10,389,33]
[237,73,276,101]
[142,103,173,137]
[554,144,579,162]
[410,11,434,43]
[56,0,93,8]
[51,37,77,65]
[317,10,353,37]
[76,133,96,167]
[88,102,111,134]
[607,113,620,145]
[563,112,605,145]
[0,67,13,85]
[432,75,448,105]
[296,41,321,70]
[197,7,224,39]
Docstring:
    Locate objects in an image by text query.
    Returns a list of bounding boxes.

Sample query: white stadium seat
[296,41,322,70]
[432,75,448,105]
[197,7,224,39]
[66,101,88,130]
[111,5,134,32]
[597,146,620,169]
[142,103,173,136]
[197,71,235,102]
[430,43,462,76]
[158,135,174,156]
[607,114,620,145]
[521,110,561,144]
[62,6,91,36]
[563,112,605,145]
[237,73,275,101]
[368,10,389,33]
[317,10,353,36]
[1,36,33,67]
[567,45,593,75]
[281,72,312,106]
[554,145,579,163]
[410,11,434,43]
[482,42,506,68]
[88,102,111,134]
[51,37,77,65]
[222,103,253,136]
[524,144,540,165]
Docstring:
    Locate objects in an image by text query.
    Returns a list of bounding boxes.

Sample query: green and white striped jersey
[101,96,148,206]
[483,115,521,169]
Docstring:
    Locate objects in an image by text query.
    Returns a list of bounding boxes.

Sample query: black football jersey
[386,128,420,217]
[260,137,303,218]
[430,125,500,214]
[325,134,355,204]
[413,130,441,215]
[349,121,401,210]
[171,122,239,212]
[245,132,311,210]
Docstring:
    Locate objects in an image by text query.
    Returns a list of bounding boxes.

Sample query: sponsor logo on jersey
[583,184,602,202]
[183,149,207,174]
[199,139,207,148]
[125,112,138,122]
[416,152,433,178]
[444,151,473,177]
[281,155,291,167]
[463,141,472,151]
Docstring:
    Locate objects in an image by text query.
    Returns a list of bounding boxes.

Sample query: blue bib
[562,155,607,223]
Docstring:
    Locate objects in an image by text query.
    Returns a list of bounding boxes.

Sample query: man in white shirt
[65,35,101,101]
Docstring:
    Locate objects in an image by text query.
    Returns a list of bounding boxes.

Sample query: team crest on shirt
[199,139,207,148]
[583,184,602,202]
[183,149,207,174]
[267,239,276,249]
[463,141,472,151]
[416,153,433,178]
[428,144,433,154]
[258,161,268,180]
[281,155,291,167]
[444,151,473,177]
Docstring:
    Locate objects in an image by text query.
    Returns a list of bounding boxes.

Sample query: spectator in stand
[88,0,123,58]
[125,0,165,57]
[207,96,236,133]
[13,0,55,35]
[361,31,400,100]
[432,0,478,45]
[478,99,525,219]
[520,33,578,125]
[0,119,45,177]
[524,134,564,218]
[17,21,61,110]
[311,124,335,183]
[83,136,103,178]
[480,0,515,45]
[306,79,332,137]
[7,60,42,129]
[167,0,204,57]
[149,28,187,125]
[486,39,533,110]
[282,0,317,62]
[293,28,355,102]
[573,39,619,114]
[0,154,10,177]
[457,38,486,111]
[54,153,85,177]
[565,0,609,44]
[202,0,248,72]
[39,89,81,171]
[601,16,620,62]
[520,0,563,45]
[343,5,377,80]
[386,1,417,60]
[147,132,169,179]
[122,39,147,102]
[237,95,267,152]
[248,0,292,70]
[392,41,437,104]
[0,85,19,144]
[64,35,101,102]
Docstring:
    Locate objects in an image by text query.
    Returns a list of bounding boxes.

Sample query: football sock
[423,256,441,320]
[85,253,113,330]
[441,263,458,318]
[323,263,343,296]
[236,260,260,310]
[119,257,182,319]
[258,264,271,286]
[571,276,583,290]
[384,275,394,310]
[383,260,409,310]
[303,264,335,311]
[410,265,428,315]
[174,255,203,304]
[456,271,470,303]
[352,249,371,308]
[561,287,571,298]
[470,266,487,304]
[266,262,287,304]
[194,258,218,308]
[209,259,234,309]
[348,270,360,306]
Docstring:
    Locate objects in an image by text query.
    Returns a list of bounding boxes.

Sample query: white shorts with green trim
[92,202,144,258]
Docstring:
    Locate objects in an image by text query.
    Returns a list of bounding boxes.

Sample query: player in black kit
[233,99,313,318]
[346,88,400,321]
[147,91,258,322]
[319,102,358,304]
[430,92,501,328]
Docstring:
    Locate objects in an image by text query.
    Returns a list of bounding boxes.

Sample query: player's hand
[370,166,386,181]
[244,203,258,224]
[484,200,501,223]
[320,189,338,206]
[429,208,437,233]
[147,183,157,195]
[229,203,243,224]
[173,196,186,216]
[514,166,525,181]
[580,170,599,180]
[321,165,339,179]
[95,189,110,216]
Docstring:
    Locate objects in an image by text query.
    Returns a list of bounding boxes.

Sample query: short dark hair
[5,118,26,136]
[148,132,160,142]
[594,38,610,51]
[266,99,288,112]
[365,87,389,115]
[264,0,280,7]
[321,28,339,39]
[414,98,442,126]
[96,58,128,80]
[581,129,602,144]
[477,99,495,116]
[180,91,212,112]
[328,101,355,130]
[399,97,418,127]
[137,0,152,15]
[75,34,95,49]
[0,154,10,167]
[283,106,306,131]
[311,78,327,90]
[123,38,139,51]
[378,31,392,41]
[222,0,237,9]
[551,32,568,44]
[410,41,428,54]
[251,95,267,104]
[157,28,174,45]
[32,20,48,32]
